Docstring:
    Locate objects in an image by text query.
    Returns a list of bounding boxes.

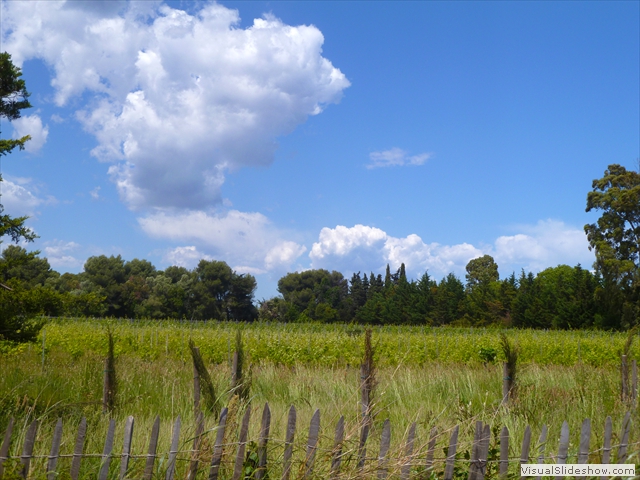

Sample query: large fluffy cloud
[11,114,49,153]
[309,220,594,280]
[1,1,350,209]
[139,209,306,273]
[0,177,46,216]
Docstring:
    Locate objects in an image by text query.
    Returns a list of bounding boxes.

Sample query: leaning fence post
[533,425,547,480]
[632,360,638,402]
[143,416,161,480]
[120,416,135,480]
[0,417,15,478]
[330,416,345,480]
[519,425,531,480]
[444,425,459,480]
[400,421,416,480]
[209,408,228,480]
[425,427,438,473]
[70,417,87,480]
[187,411,205,480]
[98,418,116,480]
[377,418,391,479]
[255,402,271,480]
[600,417,612,480]
[20,419,38,480]
[616,411,631,463]
[499,426,509,479]
[232,405,252,480]
[281,405,296,480]
[303,409,320,480]
[621,354,628,401]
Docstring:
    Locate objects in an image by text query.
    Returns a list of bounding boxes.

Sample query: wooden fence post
[303,409,320,479]
[553,421,569,480]
[519,424,531,480]
[20,419,38,480]
[400,421,416,480]
[143,416,160,480]
[120,416,135,480]
[533,425,547,480]
[232,405,251,480]
[330,416,345,480]
[165,416,180,480]
[377,418,391,479]
[600,417,612,480]
[281,405,296,480]
[617,412,631,463]
[193,347,201,415]
[70,417,87,480]
[98,418,116,480]
[632,360,638,402]
[0,417,15,478]
[621,355,628,401]
[188,410,205,480]
[477,424,491,480]
[209,408,228,480]
[425,427,438,473]
[499,426,509,479]
[46,418,63,480]
[255,402,271,480]
[443,425,459,480]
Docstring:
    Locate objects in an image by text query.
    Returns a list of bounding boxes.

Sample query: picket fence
[0,406,637,480]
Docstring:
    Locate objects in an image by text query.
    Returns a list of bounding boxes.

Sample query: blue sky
[1,0,638,300]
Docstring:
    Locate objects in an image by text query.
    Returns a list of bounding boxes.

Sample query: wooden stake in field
[500,333,518,404]
[103,328,116,414]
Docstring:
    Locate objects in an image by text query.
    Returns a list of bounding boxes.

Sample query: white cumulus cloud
[367,148,432,169]
[309,220,595,281]
[2,1,350,210]
[0,177,44,216]
[11,114,49,153]
[163,246,212,268]
[139,209,306,273]
[43,241,82,268]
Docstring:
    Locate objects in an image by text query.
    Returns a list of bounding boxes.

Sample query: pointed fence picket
[0,407,638,480]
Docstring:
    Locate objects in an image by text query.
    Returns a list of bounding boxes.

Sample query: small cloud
[162,246,212,268]
[90,186,101,200]
[12,114,49,153]
[0,177,43,216]
[367,148,432,169]
[44,241,82,268]
[50,114,64,124]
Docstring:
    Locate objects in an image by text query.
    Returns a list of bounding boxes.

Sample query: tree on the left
[0,52,43,342]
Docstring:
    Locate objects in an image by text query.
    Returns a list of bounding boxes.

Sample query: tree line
[0,246,632,335]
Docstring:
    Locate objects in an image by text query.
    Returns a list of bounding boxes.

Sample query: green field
[0,318,638,478]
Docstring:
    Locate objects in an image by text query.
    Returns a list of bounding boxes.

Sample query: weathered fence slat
[400,421,416,480]
[600,417,612,480]
[193,348,201,414]
[0,417,15,478]
[303,408,321,479]
[377,418,391,479]
[209,407,228,480]
[533,425,547,480]
[281,405,296,480]
[617,411,631,463]
[46,418,63,480]
[499,426,509,478]
[330,415,345,480]
[20,419,38,480]
[143,415,161,480]
[469,421,482,480]
[633,360,638,402]
[232,405,252,480]
[98,418,116,480]
[519,424,532,479]
[621,355,628,401]
[444,425,459,480]
[255,402,271,480]
[70,417,87,480]
[188,410,205,480]
[121,416,135,480]
[575,418,591,480]
[425,426,438,472]
[165,416,180,480]
[477,424,491,480]
[553,420,569,480]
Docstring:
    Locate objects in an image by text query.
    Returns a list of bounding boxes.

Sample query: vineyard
[1,318,639,478]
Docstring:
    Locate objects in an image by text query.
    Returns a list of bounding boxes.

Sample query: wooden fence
[0,406,637,480]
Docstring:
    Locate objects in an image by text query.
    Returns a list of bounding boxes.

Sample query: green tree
[0,52,42,342]
[464,255,501,325]
[585,164,640,328]
[1,52,36,247]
